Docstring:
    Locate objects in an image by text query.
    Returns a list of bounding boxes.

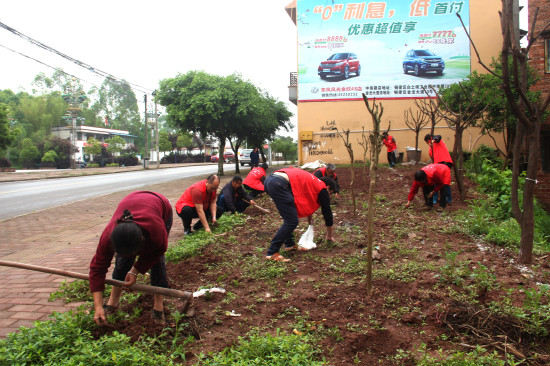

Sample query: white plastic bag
[298,225,316,250]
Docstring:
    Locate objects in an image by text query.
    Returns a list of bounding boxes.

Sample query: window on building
[546,37,550,73]
[77,132,82,140]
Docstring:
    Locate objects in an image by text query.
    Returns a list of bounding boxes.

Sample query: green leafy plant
[167,214,246,262]
[196,328,327,365]
[0,310,175,365]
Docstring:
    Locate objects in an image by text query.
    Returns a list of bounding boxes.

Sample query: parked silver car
[239,149,253,166]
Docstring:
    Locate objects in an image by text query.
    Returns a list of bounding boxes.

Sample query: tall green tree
[83,137,102,160]
[0,105,14,153]
[435,73,490,200]
[105,135,126,163]
[457,5,550,263]
[158,71,292,175]
[89,77,142,149]
[270,136,297,162]
[158,131,172,155]
[19,138,40,168]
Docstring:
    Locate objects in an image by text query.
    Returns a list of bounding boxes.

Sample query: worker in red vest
[243,163,268,198]
[382,132,398,168]
[175,175,222,235]
[424,134,453,167]
[313,163,340,198]
[424,134,454,203]
[263,167,335,262]
[405,164,451,209]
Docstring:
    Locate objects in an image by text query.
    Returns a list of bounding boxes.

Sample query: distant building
[529,0,550,209]
[51,125,136,162]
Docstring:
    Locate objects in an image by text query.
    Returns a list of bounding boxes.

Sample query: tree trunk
[452,128,465,200]
[217,137,226,176]
[518,122,540,264]
[366,162,375,296]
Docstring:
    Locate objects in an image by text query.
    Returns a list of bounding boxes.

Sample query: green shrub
[485,218,521,247]
[0,310,174,365]
[465,144,502,175]
[464,151,550,250]
[41,150,58,163]
[196,329,326,365]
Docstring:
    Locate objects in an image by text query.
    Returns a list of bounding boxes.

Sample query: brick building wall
[529,0,550,209]
[528,0,550,93]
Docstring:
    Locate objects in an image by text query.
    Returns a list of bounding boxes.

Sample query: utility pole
[144,94,149,169]
[62,78,85,169]
[152,90,160,169]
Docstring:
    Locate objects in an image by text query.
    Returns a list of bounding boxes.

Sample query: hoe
[0,260,194,314]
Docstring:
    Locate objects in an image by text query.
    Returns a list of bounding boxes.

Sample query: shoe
[184,228,191,236]
[151,309,166,324]
[266,252,291,262]
[192,221,203,231]
[103,304,118,315]
[285,245,310,252]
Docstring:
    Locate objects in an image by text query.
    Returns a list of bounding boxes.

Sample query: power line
[0,43,100,89]
[0,20,154,94]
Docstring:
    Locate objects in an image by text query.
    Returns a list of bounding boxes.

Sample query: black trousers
[422,185,451,208]
[177,205,222,231]
[111,213,172,288]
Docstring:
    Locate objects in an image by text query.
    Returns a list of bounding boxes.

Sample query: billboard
[297,0,471,102]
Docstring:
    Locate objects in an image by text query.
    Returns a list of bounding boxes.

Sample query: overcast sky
[0,0,298,137]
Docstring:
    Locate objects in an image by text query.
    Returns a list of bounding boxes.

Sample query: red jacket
[243,167,266,191]
[89,191,172,293]
[280,167,327,218]
[383,135,397,152]
[407,164,451,201]
[429,138,453,165]
[175,180,216,213]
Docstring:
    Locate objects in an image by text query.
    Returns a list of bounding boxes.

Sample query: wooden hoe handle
[0,259,192,299]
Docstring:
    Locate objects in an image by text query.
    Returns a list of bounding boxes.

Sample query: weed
[468,262,499,296]
[221,291,237,304]
[166,214,246,262]
[374,260,435,283]
[346,322,369,334]
[50,279,94,303]
[242,257,289,281]
[436,249,470,285]
[196,328,327,365]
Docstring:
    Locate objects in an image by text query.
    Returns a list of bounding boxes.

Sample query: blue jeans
[264,175,298,256]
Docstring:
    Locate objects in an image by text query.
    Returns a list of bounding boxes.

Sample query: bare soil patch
[93,165,550,364]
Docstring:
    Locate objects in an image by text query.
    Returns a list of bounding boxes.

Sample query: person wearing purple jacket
[89,191,172,325]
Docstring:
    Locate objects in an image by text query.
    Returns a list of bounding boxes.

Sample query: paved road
[0,164,235,221]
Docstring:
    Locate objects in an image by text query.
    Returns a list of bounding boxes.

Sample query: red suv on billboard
[318,52,361,80]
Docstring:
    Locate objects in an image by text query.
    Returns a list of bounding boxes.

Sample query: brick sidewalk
[0,173,236,338]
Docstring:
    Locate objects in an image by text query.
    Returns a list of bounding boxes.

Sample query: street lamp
[62,78,86,169]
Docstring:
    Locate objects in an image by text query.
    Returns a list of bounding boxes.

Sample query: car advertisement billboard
[297,0,471,102]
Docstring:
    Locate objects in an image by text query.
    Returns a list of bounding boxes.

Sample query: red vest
[243,167,266,191]
[407,164,451,201]
[315,167,338,180]
[175,180,216,213]
[429,140,453,164]
[383,135,397,152]
[280,167,327,218]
